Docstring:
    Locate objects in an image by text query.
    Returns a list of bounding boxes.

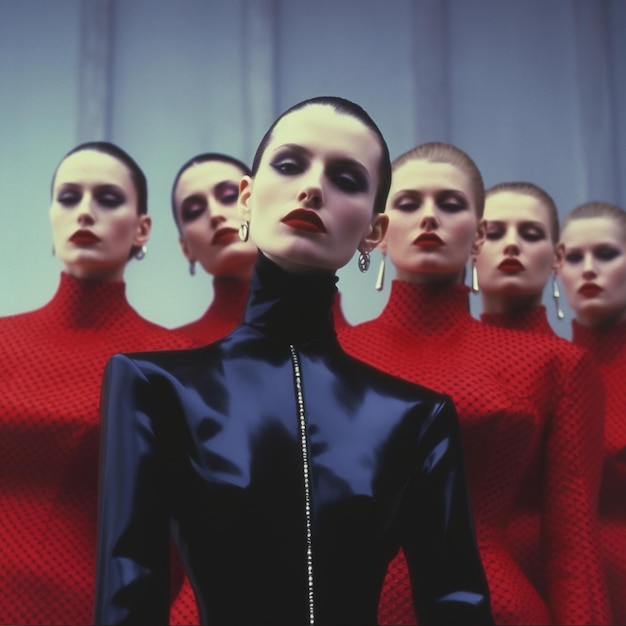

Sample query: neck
[395,267,465,289]
[243,252,337,343]
[576,306,626,331]
[481,291,542,316]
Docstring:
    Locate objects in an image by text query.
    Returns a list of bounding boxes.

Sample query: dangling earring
[239,220,250,242]
[552,275,564,320]
[358,249,371,273]
[471,259,479,293]
[135,245,147,260]
[375,252,386,292]
[189,260,196,277]
[52,245,55,257]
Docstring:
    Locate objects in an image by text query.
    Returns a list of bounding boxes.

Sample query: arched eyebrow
[272,143,370,179]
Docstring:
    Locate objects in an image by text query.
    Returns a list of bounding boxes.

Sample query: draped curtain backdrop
[1,0,624,338]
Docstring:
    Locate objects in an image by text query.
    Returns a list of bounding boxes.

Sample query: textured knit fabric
[481,306,601,615]
[0,273,192,626]
[174,277,250,346]
[339,280,609,625]
[574,320,626,626]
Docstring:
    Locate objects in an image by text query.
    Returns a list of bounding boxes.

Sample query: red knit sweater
[0,273,192,626]
[481,306,603,613]
[174,277,250,346]
[574,320,626,626]
[339,281,609,625]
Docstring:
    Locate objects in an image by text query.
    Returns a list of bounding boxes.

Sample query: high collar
[243,253,337,344]
[379,279,473,337]
[42,272,132,330]
[572,319,626,364]
[207,277,250,321]
[481,306,555,336]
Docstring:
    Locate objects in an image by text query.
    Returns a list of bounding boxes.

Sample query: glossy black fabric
[94,253,493,626]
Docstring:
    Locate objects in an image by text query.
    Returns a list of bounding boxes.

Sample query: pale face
[238,105,387,273]
[559,217,626,327]
[476,191,557,311]
[384,160,481,284]
[50,150,150,281]
[175,160,257,279]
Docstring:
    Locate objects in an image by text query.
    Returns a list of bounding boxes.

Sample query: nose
[582,252,596,279]
[420,199,438,231]
[209,214,226,229]
[503,227,520,255]
[297,168,324,209]
[77,195,96,226]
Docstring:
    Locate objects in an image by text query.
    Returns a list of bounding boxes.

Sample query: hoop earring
[375,252,386,291]
[239,220,250,242]
[189,260,196,277]
[471,259,479,293]
[358,250,371,273]
[552,275,564,320]
[135,245,147,260]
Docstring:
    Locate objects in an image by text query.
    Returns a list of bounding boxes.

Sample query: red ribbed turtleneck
[481,305,556,336]
[0,273,192,626]
[574,320,626,625]
[339,280,609,625]
[175,277,251,345]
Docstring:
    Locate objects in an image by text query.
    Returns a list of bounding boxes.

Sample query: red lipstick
[414,233,444,248]
[579,282,603,298]
[281,209,326,233]
[498,258,524,273]
[212,227,238,245]
[69,230,100,245]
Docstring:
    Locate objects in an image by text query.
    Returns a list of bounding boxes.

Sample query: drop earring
[552,275,564,320]
[52,245,55,257]
[239,220,250,242]
[134,245,147,260]
[189,260,196,277]
[471,259,479,293]
[375,252,386,292]
[358,249,371,273]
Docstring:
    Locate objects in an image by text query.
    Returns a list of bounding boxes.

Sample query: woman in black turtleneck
[94,97,493,626]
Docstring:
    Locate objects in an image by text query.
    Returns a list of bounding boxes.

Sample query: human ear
[132,215,152,248]
[471,219,486,257]
[178,235,195,263]
[238,176,253,222]
[358,214,389,253]
[554,243,565,274]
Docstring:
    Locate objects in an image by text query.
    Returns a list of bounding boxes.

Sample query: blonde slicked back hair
[392,142,485,217]
[562,201,626,243]
[486,182,559,243]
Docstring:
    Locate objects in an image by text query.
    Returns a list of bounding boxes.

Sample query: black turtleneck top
[94,253,493,626]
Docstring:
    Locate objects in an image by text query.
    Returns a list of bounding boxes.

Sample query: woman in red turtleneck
[0,142,192,626]
[339,143,609,625]
[559,201,626,626]
[171,154,258,345]
[474,181,608,617]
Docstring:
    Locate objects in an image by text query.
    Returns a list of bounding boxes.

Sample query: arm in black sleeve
[402,397,494,626]
[94,354,171,625]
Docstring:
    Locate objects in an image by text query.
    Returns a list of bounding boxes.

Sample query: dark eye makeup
[180,195,207,223]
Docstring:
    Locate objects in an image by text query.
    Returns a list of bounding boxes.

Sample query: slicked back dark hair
[51,141,148,216]
[171,153,250,232]
[251,96,391,214]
